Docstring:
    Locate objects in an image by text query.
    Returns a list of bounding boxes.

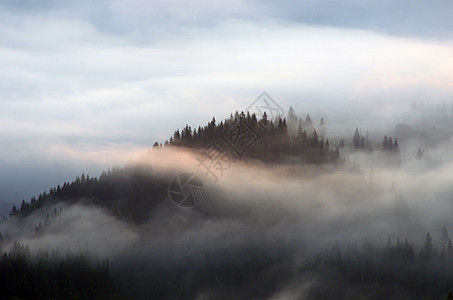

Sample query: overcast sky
[0,0,452,215]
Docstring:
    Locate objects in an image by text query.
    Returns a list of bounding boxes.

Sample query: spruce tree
[382,135,389,150]
[353,128,361,149]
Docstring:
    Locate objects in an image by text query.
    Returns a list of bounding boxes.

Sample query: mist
[3,126,453,298]
[2,0,453,298]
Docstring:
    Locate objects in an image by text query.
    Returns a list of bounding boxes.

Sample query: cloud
[0,202,139,257]
[3,0,452,39]
[255,0,453,39]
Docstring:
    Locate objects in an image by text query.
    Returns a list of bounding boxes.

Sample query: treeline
[351,128,400,153]
[9,173,100,218]
[159,109,340,164]
[305,232,453,300]
[0,243,118,300]
[6,111,341,221]
[382,135,400,153]
[7,165,169,224]
[89,230,453,299]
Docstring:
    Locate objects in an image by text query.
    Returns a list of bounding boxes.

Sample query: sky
[0,0,453,215]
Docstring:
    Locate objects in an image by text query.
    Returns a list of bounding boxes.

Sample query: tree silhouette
[353,128,361,149]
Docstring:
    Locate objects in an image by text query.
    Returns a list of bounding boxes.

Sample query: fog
[2,118,453,297]
[1,0,453,298]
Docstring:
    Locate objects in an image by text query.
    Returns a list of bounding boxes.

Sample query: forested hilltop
[8,106,410,223]
[6,108,342,222]
[7,166,168,224]
[159,108,341,164]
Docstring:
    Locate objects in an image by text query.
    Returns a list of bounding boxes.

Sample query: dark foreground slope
[3,162,453,299]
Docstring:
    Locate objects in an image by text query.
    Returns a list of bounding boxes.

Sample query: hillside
[7,109,340,222]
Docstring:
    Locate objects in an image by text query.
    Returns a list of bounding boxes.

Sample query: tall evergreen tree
[442,226,450,244]
[304,114,313,133]
[422,232,433,259]
[382,135,389,150]
[287,106,297,122]
[388,137,393,150]
[393,138,399,152]
[318,118,326,139]
[353,128,361,149]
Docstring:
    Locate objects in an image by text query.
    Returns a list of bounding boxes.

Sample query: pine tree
[442,226,450,244]
[360,136,366,149]
[422,233,433,259]
[353,128,361,149]
[278,118,283,132]
[251,113,258,123]
[393,138,399,152]
[417,147,424,159]
[318,118,326,138]
[262,112,268,126]
[388,137,393,150]
[311,129,319,147]
[304,114,313,132]
[297,123,303,137]
[365,130,370,149]
[282,118,288,136]
[173,129,181,141]
[382,135,389,150]
[10,205,17,216]
[287,106,297,122]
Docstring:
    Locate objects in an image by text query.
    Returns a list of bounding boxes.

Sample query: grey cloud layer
[257,0,453,39]
[2,0,452,39]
